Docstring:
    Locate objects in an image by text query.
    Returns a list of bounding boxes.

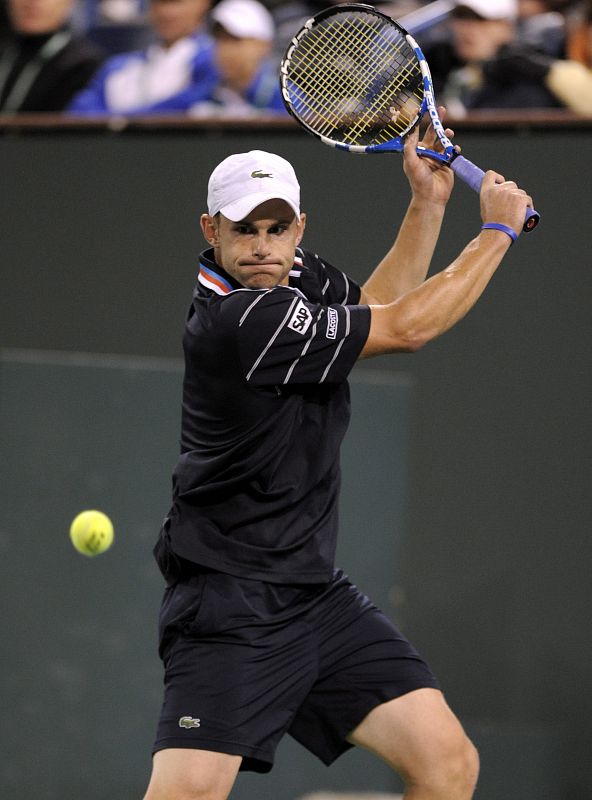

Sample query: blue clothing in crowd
[68,31,218,114]
[190,58,286,116]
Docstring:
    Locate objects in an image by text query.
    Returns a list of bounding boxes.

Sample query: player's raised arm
[361,109,456,306]
[360,171,532,357]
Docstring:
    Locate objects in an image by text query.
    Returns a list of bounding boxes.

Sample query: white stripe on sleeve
[319,305,350,383]
[239,291,269,327]
[342,273,350,304]
[282,309,324,384]
[245,296,299,382]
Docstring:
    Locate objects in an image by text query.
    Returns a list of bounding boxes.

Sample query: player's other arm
[360,195,447,306]
[360,171,531,357]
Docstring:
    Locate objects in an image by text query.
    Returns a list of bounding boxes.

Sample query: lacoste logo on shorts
[179,716,201,729]
[287,300,312,335]
[326,307,338,340]
[251,170,272,179]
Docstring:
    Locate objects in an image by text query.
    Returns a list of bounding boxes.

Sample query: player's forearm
[362,229,511,356]
[361,198,446,304]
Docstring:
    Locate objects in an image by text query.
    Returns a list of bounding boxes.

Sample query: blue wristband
[481,222,518,245]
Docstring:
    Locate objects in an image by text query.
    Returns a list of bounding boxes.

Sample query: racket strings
[289,30,418,143]
[326,17,414,138]
[288,23,396,132]
[283,11,424,145]
[289,29,368,121]
[287,22,377,120]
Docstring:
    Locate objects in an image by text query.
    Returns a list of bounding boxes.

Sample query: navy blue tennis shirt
[159,246,371,584]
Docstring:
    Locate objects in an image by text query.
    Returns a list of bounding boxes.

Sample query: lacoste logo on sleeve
[287,300,313,335]
[326,307,338,340]
[179,716,201,729]
[251,170,273,179]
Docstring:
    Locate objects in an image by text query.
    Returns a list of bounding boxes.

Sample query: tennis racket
[280,3,540,232]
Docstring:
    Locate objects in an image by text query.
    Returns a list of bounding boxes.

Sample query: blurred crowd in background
[0,0,591,117]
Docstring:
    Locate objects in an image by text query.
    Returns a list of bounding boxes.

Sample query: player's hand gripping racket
[280,3,540,233]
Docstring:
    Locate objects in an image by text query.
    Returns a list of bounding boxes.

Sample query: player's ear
[295,213,306,245]
[200,213,219,246]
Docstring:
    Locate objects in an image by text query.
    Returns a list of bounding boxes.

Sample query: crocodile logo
[179,716,201,729]
[251,169,273,179]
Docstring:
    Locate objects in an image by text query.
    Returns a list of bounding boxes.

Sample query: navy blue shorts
[153,568,439,773]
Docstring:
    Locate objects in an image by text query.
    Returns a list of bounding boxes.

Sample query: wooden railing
[0,109,591,135]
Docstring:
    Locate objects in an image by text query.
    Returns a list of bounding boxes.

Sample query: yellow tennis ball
[69,510,114,557]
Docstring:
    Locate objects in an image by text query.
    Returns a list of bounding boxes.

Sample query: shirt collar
[197,248,308,296]
[197,249,241,295]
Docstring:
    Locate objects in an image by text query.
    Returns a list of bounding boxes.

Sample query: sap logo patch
[326,307,338,340]
[287,300,312,335]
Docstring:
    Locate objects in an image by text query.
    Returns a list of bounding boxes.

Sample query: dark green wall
[0,353,411,799]
[2,124,591,798]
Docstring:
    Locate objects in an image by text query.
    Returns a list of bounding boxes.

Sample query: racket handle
[450,155,540,233]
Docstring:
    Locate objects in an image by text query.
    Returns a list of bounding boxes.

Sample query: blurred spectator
[395,0,458,45]
[1,0,10,37]
[426,0,562,114]
[269,1,421,60]
[94,0,147,26]
[67,0,217,114]
[488,0,592,113]
[190,0,286,116]
[0,0,105,113]
[517,0,567,56]
[82,0,154,57]
[268,0,343,61]
[566,0,592,66]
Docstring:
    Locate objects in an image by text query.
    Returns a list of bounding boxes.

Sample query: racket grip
[450,154,485,192]
[450,155,540,233]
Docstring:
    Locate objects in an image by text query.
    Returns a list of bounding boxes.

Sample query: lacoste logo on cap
[251,169,273,178]
[179,716,201,729]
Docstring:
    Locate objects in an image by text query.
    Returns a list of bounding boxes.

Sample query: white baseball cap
[210,0,275,42]
[207,150,301,221]
[453,0,517,21]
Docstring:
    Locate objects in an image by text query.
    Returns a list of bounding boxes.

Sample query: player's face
[201,199,306,290]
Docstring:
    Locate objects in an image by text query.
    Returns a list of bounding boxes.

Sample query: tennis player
[144,117,532,800]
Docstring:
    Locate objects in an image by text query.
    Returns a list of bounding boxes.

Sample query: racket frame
[280,4,451,162]
[280,3,540,232]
